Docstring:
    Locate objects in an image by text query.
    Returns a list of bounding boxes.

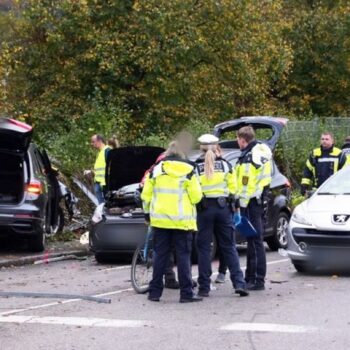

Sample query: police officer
[142,141,203,303]
[195,134,248,297]
[301,132,344,195]
[236,126,272,291]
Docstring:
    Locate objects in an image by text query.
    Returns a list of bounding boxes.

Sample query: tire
[266,211,290,251]
[28,229,45,252]
[292,261,309,273]
[94,253,113,264]
[130,246,153,294]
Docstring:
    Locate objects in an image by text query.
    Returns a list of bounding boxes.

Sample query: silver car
[287,166,350,272]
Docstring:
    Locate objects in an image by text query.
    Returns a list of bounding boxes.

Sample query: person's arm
[141,173,154,215]
[301,153,314,195]
[186,173,203,205]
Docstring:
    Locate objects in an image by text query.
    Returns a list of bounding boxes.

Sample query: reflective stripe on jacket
[94,145,110,186]
[301,146,342,188]
[195,157,237,198]
[141,158,202,231]
[235,142,272,208]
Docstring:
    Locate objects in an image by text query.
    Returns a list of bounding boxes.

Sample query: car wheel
[292,261,309,273]
[28,228,45,252]
[266,211,290,251]
[95,253,118,264]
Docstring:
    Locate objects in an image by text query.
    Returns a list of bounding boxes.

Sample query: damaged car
[89,116,291,263]
[0,118,63,251]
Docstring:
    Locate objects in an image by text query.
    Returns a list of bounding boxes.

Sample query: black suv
[0,118,61,251]
[89,116,291,262]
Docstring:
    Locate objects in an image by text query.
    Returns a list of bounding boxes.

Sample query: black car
[89,116,291,262]
[0,118,61,251]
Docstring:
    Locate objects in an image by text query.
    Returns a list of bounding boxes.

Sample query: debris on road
[270,280,289,284]
[0,291,111,304]
[33,254,87,265]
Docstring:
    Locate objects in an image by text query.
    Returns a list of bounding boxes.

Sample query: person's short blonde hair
[236,126,255,143]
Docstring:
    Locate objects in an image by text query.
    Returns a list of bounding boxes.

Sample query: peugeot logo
[332,214,350,224]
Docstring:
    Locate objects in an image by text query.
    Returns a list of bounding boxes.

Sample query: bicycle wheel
[130,245,153,294]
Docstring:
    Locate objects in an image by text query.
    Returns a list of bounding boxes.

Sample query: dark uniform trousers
[197,200,246,293]
[241,198,266,285]
[149,227,193,299]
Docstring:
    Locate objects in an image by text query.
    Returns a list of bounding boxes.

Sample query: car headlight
[91,203,105,224]
[291,204,312,226]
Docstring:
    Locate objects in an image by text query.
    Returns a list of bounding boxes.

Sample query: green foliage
[283,0,350,116]
[0,1,350,175]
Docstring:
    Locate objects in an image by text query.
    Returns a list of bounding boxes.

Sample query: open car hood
[105,146,164,191]
[213,116,288,150]
[0,118,33,154]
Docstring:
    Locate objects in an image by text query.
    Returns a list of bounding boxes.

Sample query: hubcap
[277,216,288,247]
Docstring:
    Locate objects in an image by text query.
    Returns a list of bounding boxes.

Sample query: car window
[31,146,46,176]
[219,126,274,148]
[318,167,350,194]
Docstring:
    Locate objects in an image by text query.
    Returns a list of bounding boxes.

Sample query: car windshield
[318,166,350,195]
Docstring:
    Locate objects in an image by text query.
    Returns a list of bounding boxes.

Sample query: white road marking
[0,315,149,328]
[0,258,290,316]
[220,322,317,333]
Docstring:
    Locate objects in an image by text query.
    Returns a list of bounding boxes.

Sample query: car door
[37,149,60,232]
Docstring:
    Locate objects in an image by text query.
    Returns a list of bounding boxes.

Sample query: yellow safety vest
[94,145,110,186]
[141,159,202,231]
[235,143,272,208]
[195,158,237,198]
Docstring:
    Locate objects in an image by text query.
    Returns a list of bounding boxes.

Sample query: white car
[287,166,350,272]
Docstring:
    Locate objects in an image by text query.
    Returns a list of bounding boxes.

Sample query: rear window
[218,125,274,149]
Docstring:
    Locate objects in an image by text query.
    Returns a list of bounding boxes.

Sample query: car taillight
[26,181,42,195]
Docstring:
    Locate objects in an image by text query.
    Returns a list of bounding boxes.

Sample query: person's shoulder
[251,143,272,166]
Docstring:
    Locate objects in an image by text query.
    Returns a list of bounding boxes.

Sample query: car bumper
[287,221,350,264]
[0,205,42,235]
[89,215,148,254]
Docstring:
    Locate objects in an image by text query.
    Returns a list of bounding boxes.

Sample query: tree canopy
[0,1,350,170]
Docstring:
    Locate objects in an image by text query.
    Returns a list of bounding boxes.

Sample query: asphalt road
[0,249,349,350]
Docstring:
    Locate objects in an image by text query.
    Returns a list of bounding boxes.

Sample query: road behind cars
[0,250,350,350]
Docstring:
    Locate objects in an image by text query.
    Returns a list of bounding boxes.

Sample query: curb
[0,248,91,268]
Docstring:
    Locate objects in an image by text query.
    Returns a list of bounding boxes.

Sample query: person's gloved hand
[233,212,241,226]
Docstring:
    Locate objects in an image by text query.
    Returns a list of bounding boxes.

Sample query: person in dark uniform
[235,126,272,291]
[340,136,350,168]
[142,141,203,303]
[195,134,248,298]
[301,132,344,195]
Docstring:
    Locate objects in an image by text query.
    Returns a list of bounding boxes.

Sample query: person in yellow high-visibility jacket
[90,134,111,204]
[236,126,272,291]
[142,140,203,303]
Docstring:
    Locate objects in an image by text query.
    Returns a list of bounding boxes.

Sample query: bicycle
[130,226,153,294]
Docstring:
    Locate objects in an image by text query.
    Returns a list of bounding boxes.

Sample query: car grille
[292,228,350,247]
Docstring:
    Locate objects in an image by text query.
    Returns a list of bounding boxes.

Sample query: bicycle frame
[142,226,153,260]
